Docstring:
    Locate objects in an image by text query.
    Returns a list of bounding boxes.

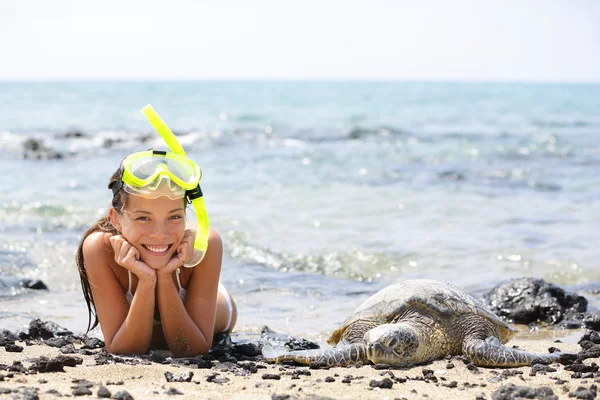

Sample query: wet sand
[1,335,598,400]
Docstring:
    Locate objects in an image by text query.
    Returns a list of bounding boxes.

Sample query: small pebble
[262,374,281,380]
[112,390,134,400]
[97,386,111,398]
[5,344,23,353]
[72,387,93,396]
[369,377,393,389]
[165,387,183,395]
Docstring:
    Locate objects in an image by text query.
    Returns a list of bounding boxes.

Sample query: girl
[75,119,236,357]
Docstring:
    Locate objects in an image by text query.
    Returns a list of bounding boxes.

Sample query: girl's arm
[83,232,157,354]
[155,229,223,357]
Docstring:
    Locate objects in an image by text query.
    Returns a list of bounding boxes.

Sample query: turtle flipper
[269,343,368,367]
[463,337,566,367]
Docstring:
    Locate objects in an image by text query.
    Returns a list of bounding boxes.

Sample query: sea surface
[0,81,599,343]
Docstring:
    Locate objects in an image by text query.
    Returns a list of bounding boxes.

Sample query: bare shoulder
[82,231,114,270]
[207,228,223,249]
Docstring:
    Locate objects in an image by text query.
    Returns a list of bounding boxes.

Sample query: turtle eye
[387,337,400,348]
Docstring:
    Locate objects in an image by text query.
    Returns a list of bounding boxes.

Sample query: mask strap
[109,166,125,197]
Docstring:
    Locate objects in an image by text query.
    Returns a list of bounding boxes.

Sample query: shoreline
[1,331,599,399]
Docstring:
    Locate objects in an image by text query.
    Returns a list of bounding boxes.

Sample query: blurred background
[0,0,599,343]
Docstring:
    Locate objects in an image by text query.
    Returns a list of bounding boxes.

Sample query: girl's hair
[75,167,128,333]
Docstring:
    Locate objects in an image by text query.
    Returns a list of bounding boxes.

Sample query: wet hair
[75,166,128,333]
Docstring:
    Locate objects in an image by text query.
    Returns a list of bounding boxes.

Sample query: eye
[136,216,150,221]
[387,337,400,348]
[169,214,184,220]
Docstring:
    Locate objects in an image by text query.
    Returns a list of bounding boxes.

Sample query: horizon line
[1,77,599,84]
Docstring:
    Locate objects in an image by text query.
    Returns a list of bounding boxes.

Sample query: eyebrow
[130,208,184,214]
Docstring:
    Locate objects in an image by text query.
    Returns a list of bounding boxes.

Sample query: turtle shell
[328,279,514,345]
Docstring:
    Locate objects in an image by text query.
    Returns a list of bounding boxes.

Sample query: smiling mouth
[142,244,172,255]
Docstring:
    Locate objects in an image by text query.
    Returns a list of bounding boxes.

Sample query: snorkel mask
[110,105,209,267]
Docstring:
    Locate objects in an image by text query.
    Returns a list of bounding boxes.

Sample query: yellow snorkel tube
[141,104,209,267]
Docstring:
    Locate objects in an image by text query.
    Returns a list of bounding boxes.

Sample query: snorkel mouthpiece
[141,104,209,267]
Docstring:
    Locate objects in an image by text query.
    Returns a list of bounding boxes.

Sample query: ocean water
[0,81,599,343]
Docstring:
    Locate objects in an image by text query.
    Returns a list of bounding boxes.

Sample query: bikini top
[125,268,186,325]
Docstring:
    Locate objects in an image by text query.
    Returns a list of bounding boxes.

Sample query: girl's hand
[161,229,195,275]
[109,235,156,280]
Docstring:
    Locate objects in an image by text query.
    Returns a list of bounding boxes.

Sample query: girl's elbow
[172,349,197,358]
[105,342,149,356]
[205,336,213,352]
[171,342,211,358]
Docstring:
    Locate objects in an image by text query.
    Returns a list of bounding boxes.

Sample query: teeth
[146,245,169,253]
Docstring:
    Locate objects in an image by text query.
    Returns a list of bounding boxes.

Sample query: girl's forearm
[155,274,213,357]
[106,278,156,354]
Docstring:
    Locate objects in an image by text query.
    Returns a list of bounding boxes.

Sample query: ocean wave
[0,202,95,237]
[225,232,405,281]
[532,119,594,128]
[0,247,35,274]
[1,202,74,218]
[0,131,27,154]
[0,123,587,160]
[481,169,563,192]
[0,127,302,159]
[343,126,411,140]
[0,275,47,298]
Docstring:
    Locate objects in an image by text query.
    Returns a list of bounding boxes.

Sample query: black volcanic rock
[482,278,600,329]
[491,383,558,400]
[0,330,18,346]
[56,129,88,139]
[28,319,73,339]
[23,138,64,160]
[21,279,48,290]
[260,326,319,351]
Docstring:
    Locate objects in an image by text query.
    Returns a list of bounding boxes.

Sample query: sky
[0,0,599,81]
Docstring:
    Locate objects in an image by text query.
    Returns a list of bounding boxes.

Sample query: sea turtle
[270,279,569,367]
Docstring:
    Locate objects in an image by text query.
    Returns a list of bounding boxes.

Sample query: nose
[149,221,170,239]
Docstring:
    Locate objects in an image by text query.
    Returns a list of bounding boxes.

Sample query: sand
[0,335,598,400]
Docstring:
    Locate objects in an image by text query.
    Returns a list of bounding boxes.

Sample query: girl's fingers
[109,235,120,253]
[110,235,139,269]
[184,238,194,261]
[110,236,124,264]
[118,241,131,265]
[178,235,193,263]
[109,236,155,277]
[122,246,139,267]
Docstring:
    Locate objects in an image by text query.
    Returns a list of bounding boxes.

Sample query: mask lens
[126,154,199,186]
[129,157,163,180]
[164,157,198,184]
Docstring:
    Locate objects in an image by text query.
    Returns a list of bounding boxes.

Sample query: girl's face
[114,195,186,269]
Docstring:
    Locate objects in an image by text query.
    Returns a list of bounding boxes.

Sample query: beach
[1,330,598,400]
[0,81,599,399]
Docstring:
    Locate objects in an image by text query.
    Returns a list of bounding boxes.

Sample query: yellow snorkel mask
[119,150,201,200]
[110,105,210,267]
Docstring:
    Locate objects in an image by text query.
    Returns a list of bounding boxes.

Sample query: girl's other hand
[161,229,195,275]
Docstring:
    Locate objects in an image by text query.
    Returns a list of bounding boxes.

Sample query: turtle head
[364,324,420,366]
